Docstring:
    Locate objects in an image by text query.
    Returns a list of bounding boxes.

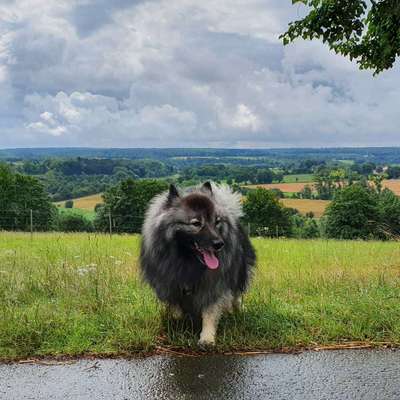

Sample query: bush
[324,185,379,239]
[243,188,292,237]
[65,200,74,209]
[58,213,94,232]
[291,215,320,239]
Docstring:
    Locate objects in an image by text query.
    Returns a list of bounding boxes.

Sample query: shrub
[243,188,292,237]
[291,214,320,239]
[58,213,94,232]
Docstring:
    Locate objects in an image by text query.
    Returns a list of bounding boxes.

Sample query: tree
[0,163,56,231]
[377,188,400,238]
[243,189,292,237]
[281,0,400,74]
[369,173,387,194]
[65,200,74,209]
[299,185,313,199]
[314,167,335,199]
[255,168,274,184]
[324,184,379,239]
[58,213,94,232]
[95,178,168,233]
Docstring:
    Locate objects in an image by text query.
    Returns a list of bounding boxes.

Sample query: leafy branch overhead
[281,0,400,74]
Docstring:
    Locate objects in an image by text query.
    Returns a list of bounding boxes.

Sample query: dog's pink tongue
[202,250,219,270]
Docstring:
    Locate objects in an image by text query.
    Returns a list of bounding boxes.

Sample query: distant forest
[2,147,400,201]
[2,147,400,164]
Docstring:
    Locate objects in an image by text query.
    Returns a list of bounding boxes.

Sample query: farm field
[248,182,314,193]
[282,174,313,183]
[248,179,400,196]
[1,232,400,360]
[55,193,103,211]
[281,199,330,217]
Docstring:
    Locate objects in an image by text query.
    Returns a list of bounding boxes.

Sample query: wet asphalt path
[1,350,399,400]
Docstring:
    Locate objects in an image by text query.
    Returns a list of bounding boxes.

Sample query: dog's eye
[190,219,202,227]
[215,217,222,226]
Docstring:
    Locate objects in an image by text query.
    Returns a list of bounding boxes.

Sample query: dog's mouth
[194,242,219,270]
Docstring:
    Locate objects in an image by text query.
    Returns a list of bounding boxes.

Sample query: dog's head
[165,182,225,270]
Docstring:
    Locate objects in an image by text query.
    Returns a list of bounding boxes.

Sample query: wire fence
[0,208,146,236]
[0,208,287,239]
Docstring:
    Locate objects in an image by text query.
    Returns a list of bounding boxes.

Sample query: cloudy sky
[1,0,399,148]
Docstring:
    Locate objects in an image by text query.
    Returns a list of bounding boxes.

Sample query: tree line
[10,154,400,203]
[2,164,400,241]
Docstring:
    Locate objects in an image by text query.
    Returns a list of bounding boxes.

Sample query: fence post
[108,212,112,237]
[247,222,251,236]
[30,209,33,239]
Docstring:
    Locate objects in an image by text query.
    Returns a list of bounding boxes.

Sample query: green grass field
[282,174,314,183]
[1,233,400,360]
[57,207,97,221]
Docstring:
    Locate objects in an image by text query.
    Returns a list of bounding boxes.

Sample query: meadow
[1,232,400,360]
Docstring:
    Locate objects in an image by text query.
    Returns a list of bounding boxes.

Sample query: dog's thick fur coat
[140,182,256,345]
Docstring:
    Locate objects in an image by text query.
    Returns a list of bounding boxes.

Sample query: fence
[0,208,286,239]
[0,208,146,236]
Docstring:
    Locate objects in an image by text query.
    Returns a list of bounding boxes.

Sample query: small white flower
[77,268,89,276]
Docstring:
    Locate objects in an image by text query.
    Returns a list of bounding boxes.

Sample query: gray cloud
[0,0,399,148]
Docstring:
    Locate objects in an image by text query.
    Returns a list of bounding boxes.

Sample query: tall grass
[1,233,400,359]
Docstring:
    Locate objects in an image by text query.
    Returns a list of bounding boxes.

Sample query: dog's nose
[212,239,224,251]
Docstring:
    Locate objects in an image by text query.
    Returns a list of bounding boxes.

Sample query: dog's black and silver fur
[140,182,256,345]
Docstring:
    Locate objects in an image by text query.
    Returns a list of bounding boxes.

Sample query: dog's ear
[201,181,213,195]
[166,184,180,207]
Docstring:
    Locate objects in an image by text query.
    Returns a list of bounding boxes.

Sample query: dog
[140,181,256,346]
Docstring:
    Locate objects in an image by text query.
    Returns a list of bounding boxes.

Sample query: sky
[0,0,399,149]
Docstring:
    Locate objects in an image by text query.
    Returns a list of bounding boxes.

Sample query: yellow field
[248,180,400,196]
[381,180,400,195]
[281,199,330,217]
[56,193,103,210]
[246,183,315,193]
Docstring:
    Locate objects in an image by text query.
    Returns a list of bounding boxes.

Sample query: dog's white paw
[233,296,242,312]
[198,336,215,348]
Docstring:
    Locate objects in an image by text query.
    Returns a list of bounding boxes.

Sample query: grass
[1,233,400,360]
[57,207,97,221]
[282,174,314,183]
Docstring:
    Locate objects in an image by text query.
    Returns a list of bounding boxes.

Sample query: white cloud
[1,0,400,148]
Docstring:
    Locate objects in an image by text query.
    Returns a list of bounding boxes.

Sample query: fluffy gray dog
[140,182,256,346]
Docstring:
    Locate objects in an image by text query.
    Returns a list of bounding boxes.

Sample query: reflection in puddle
[154,355,249,399]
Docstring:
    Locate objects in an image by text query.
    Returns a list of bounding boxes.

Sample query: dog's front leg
[198,293,232,346]
[198,302,222,347]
